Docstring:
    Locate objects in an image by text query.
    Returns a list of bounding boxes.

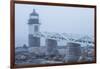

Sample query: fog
[15,4,94,47]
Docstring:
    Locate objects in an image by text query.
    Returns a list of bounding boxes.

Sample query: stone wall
[28,34,40,47]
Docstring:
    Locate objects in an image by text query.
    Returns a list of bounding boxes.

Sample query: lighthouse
[28,9,40,47]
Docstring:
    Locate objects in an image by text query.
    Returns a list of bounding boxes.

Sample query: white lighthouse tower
[28,9,40,47]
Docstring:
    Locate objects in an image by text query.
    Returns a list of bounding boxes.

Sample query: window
[34,25,38,32]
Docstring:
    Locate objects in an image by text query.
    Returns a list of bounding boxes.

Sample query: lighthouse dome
[30,9,39,16]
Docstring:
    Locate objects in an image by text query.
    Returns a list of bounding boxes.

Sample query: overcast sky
[15,4,94,47]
